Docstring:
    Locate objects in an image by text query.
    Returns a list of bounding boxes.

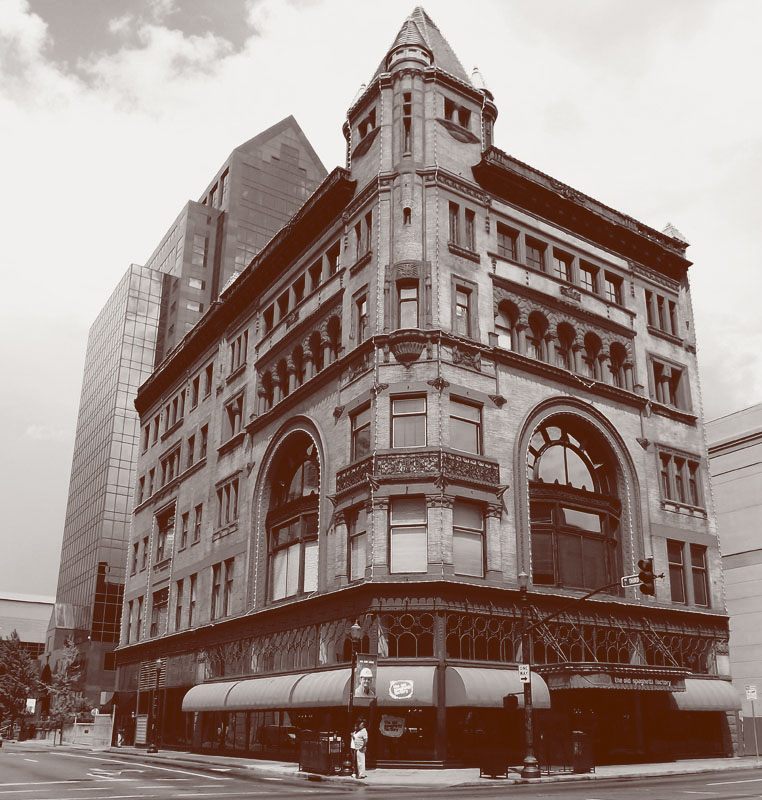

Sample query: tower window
[398,283,419,328]
[403,92,412,153]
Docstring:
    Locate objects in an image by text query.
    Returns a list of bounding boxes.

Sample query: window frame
[657,448,704,509]
[223,392,244,441]
[391,394,427,448]
[496,222,519,262]
[351,404,371,461]
[389,496,428,574]
[348,505,368,582]
[453,498,485,578]
[449,396,482,455]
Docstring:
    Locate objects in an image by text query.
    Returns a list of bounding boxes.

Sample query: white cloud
[24,425,69,442]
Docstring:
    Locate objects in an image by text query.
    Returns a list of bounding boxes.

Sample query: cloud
[24,425,70,442]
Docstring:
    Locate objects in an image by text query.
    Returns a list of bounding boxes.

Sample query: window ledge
[448,242,480,263]
[161,418,184,442]
[660,500,707,518]
[154,557,171,573]
[212,522,238,541]
[218,430,246,456]
[350,249,372,275]
[648,325,683,346]
[650,401,696,425]
[227,362,246,383]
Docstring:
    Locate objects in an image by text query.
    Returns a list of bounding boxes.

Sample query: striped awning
[181,680,238,712]
[445,666,551,709]
[670,679,741,712]
[291,669,351,708]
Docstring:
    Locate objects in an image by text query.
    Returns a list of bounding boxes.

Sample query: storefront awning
[670,679,741,712]
[182,680,238,712]
[291,669,351,708]
[226,674,303,710]
[445,666,551,709]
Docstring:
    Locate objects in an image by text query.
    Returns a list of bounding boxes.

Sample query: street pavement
[2,738,762,799]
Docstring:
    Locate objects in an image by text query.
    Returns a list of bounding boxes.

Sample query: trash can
[571,731,594,773]
[479,748,507,778]
[298,731,343,775]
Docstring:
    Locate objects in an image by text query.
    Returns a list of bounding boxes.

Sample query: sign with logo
[379,714,406,738]
[746,685,758,701]
[388,679,414,700]
[518,664,531,683]
[25,698,36,714]
[354,654,377,703]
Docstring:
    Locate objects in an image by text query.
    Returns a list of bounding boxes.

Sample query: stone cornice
[473,147,691,282]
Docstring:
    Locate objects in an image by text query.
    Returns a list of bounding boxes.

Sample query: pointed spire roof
[372,7,471,85]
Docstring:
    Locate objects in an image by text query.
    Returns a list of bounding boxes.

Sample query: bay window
[390,497,427,573]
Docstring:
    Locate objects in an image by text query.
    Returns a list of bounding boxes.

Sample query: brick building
[115,8,739,766]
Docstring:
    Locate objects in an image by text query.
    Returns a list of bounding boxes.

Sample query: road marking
[706,777,762,785]
[22,758,38,762]
[0,781,82,788]
[50,752,229,781]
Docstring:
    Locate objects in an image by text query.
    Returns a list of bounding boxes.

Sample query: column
[516,324,528,356]
[426,495,453,577]
[545,336,555,366]
[485,503,503,579]
[286,358,297,394]
[272,373,282,405]
[369,497,389,576]
[304,347,315,381]
[322,337,332,367]
[598,354,611,384]
[572,345,583,374]
[334,510,348,587]
[624,363,634,392]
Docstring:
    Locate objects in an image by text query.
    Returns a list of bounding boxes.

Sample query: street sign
[621,573,641,588]
[746,685,758,701]
[518,664,530,683]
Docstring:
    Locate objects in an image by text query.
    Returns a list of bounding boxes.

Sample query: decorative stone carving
[333,405,345,420]
[452,343,481,372]
[389,330,427,367]
[428,376,450,392]
[560,285,581,302]
[488,394,507,408]
[371,381,389,396]
[636,437,651,450]
[426,494,455,509]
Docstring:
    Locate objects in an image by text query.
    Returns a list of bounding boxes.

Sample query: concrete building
[0,593,54,660]
[707,403,762,755]
[115,7,739,766]
[46,119,325,707]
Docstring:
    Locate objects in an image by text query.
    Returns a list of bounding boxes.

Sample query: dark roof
[371,7,471,85]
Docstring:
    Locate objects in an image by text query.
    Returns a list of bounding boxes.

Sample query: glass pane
[354,406,371,429]
[537,444,565,484]
[451,417,478,453]
[391,497,426,524]
[399,299,418,328]
[583,537,607,589]
[350,533,366,581]
[531,530,554,583]
[453,500,483,530]
[565,448,594,490]
[394,397,426,414]
[667,540,684,565]
[693,568,708,606]
[390,527,427,573]
[451,399,480,421]
[453,531,484,577]
[353,427,371,459]
[670,564,686,603]
[530,502,552,524]
[286,543,300,597]
[561,508,601,533]
[558,533,583,587]
[303,540,318,593]
[271,550,287,600]
[393,415,425,447]
[690,545,706,569]
[351,507,367,534]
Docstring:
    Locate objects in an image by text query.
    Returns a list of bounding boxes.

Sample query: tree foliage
[0,631,40,726]
[48,638,89,724]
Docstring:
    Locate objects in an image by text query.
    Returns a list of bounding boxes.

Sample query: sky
[1,0,761,598]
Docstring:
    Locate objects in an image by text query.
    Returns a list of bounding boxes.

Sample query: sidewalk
[96,744,762,788]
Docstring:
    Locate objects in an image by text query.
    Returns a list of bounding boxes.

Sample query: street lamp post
[147,658,161,754]
[517,572,540,779]
[339,621,362,776]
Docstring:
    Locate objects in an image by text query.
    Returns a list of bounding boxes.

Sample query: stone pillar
[624,363,634,392]
[334,510,348,587]
[369,497,389,576]
[647,292,658,327]
[545,336,555,366]
[485,502,503,580]
[572,345,583,374]
[516,324,528,356]
[257,385,267,416]
[304,348,315,381]
[598,354,611,384]
[322,337,332,367]
[272,373,282,405]
[287,358,297,394]
[427,495,453,577]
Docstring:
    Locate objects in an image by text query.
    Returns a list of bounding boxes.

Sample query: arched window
[495,300,519,350]
[527,311,548,362]
[609,342,627,388]
[527,417,621,592]
[556,322,575,371]
[582,332,602,380]
[267,434,320,601]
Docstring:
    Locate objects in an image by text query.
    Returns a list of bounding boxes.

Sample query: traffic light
[638,558,656,596]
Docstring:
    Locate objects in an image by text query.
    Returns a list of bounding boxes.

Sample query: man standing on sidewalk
[351,718,368,778]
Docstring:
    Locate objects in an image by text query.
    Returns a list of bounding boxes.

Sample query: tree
[0,630,40,733]
[48,639,89,739]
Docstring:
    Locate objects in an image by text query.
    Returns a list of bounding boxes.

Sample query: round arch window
[266,433,320,601]
[527,417,622,592]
